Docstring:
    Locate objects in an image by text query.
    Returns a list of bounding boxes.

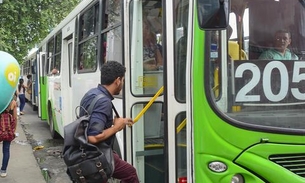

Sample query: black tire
[48,103,60,139]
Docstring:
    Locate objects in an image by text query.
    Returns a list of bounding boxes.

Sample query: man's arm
[88,117,134,144]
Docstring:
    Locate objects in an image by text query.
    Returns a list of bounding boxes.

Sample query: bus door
[32,55,38,111]
[60,19,75,133]
[124,1,165,182]
[38,51,47,120]
[167,0,190,182]
[60,38,74,129]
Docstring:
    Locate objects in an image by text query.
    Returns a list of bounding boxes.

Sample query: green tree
[0,0,80,62]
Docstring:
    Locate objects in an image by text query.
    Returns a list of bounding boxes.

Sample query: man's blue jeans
[1,141,11,171]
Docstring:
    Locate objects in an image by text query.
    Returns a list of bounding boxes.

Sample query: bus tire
[48,103,60,139]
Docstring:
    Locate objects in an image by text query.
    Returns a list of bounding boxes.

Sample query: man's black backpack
[62,94,114,183]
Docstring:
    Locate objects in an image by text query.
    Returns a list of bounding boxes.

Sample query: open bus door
[124,1,165,182]
[31,54,39,112]
[39,52,48,120]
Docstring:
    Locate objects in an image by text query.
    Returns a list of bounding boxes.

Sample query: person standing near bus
[18,78,26,115]
[259,30,299,60]
[26,74,32,96]
[80,61,139,183]
[0,96,17,177]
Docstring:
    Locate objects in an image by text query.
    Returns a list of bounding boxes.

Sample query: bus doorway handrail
[133,86,164,123]
[133,86,186,134]
[176,118,186,134]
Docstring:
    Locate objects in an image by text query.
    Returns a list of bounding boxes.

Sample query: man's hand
[124,118,134,127]
[113,117,134,131]
[88,117,135,144]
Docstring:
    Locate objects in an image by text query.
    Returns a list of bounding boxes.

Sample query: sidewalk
[0,109,46,183]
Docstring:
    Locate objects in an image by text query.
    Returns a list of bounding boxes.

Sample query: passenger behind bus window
[26,75,32,96]
[51,67,59,74]
[143,18,163,71]
[259,30,299,60]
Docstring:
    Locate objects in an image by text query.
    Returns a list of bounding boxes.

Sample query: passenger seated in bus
[51,67,59,74]
[259,30,299,60]
[143,18,163,71]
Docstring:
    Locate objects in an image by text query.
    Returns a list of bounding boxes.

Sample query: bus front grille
[269,153,305,178]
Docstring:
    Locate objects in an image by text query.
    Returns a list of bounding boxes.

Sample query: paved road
[18,103,71,183]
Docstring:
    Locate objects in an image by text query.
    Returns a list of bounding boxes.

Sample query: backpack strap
[87,94,105,115]
[112,103,120,118]
[86,94,119,118]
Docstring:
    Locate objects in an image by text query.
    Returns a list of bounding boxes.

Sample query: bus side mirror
[197,0,229,29]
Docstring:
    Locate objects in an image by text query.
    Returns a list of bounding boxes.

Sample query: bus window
[175,0,189,102]
[228,12,248,60]
[77,4,99,72]
[47,38,54,75]
[229,13,237,40]
[80,6,96,40]
[243,8,249,55]
[174,1,189,181]
[104,0,122,65]
[209,0,305,131]
[105,0,121,27]
[54,55,61,74]
[209,30,221,99]
[104,26,122,64]
[54,33,62,74]
[132,102,164,183]
[130,0,163,96]
[129,1,165,183]
[78,38,97,72]
[175,112,186,180]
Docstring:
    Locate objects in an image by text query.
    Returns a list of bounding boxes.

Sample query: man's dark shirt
[79,84,114,144]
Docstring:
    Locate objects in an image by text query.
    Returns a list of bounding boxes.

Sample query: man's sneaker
[0,170,7,177]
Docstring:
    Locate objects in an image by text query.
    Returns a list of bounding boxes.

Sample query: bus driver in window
[259,30,299,60]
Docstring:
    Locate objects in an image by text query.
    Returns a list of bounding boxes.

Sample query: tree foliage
[0,0,80,62]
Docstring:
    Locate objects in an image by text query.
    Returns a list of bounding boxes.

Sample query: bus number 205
[234,61,305,103]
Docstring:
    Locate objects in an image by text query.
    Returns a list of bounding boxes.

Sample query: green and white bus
[23,0,305,182]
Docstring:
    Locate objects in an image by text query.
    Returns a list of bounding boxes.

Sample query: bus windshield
[207,0,305,132]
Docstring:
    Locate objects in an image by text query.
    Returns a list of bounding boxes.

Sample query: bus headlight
[208,161,227,172]
[231,174,244,183]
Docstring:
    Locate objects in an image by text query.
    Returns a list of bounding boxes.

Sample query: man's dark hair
[100,61,126,85]
[18,78,24,92]
[275,29,291,38]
